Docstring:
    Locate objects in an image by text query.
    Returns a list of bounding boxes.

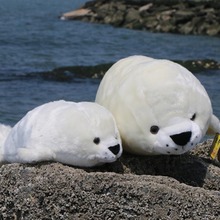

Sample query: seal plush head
[1,100,122,167]
[96,55,220,155]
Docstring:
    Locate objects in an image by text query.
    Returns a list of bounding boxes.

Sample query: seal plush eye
[93,137,100,145]
[190,113,196,121]
[150,125,159,134]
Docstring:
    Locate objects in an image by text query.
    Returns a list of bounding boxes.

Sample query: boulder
[0,140,220,219]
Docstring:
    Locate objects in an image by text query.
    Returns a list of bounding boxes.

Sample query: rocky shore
[0,140,220,219]
[61,0,220,36]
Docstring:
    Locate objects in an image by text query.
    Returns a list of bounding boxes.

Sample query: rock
[62,0,220,36]
[139,3,153,13]
[0,140,220,219]
[207,24,220,36]
[60,8,94,20]
[124,8,142,29]
[95,2,126,26]
[179,20,196,35]
[175,59,220,72]
[175,10,195,23]
[34,59,220,82]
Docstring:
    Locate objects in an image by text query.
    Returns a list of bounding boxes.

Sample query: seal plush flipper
[7,147,56,164]
[207,114,220,134]
[0,124,11,162]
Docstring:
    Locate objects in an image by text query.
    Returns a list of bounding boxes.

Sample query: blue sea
[0,0,220,126]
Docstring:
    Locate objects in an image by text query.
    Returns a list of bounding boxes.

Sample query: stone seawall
[61,0,220,36]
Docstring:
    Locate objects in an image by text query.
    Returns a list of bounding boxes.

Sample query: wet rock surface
[61,0,220,37]
[0,140,220,219]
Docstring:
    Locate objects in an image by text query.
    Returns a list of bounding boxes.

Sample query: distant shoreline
[61,0,220,37]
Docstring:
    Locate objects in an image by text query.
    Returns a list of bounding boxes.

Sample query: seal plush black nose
[108,144,120,155]
[170,131,192,146]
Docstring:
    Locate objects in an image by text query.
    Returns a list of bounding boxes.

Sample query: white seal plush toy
[0,100,122,167]
[96,55,220,155]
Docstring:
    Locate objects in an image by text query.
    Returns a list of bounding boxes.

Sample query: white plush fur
[0,124,12,161]
[0,100,122,167]
[96,55,220,155]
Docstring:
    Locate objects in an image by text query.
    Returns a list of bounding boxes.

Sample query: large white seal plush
[0,100,122,167]
[96,55,220,155]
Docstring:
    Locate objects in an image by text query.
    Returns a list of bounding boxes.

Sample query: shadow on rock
[86,153,208,187]
[85,140,220,190]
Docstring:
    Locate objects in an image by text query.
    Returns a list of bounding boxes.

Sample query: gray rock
[0,140,220,219]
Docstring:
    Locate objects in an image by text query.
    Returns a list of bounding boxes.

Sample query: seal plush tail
[0,123,11,162]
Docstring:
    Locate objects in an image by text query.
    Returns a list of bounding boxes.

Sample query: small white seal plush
[96,55,220,155]
[0,100,122,167]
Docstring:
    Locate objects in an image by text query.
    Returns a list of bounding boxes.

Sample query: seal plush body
[96,55,220,155]
[0,100,122,167]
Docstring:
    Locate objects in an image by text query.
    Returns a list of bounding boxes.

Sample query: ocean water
[0,0,220,126]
